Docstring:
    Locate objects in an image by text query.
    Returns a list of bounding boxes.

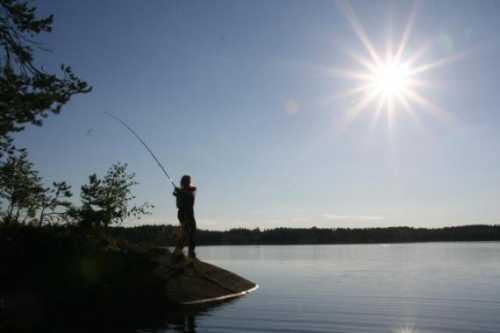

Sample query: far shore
[108,224,500,246]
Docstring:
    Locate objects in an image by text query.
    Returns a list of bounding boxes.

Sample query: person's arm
[173,187,180,196]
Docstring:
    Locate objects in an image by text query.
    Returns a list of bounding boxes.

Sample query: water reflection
[149,307,197,333]
[392,326,417,333]
[137,298,239,333]
[4,295,238,333]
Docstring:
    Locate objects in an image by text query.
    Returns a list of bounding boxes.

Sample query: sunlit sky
[16,0,500,230]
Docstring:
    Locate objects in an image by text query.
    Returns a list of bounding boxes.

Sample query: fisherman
[173,175,197,258]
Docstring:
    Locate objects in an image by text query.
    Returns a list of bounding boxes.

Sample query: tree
[0,150,43,223]
[77,163,152,228]
[38,181,72,225]
[0,150,73,224]
[0,0,91,155]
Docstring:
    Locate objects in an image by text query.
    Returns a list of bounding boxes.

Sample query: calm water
[147,242,500,333]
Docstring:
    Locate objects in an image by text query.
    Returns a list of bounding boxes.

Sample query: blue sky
[15,0,500,229]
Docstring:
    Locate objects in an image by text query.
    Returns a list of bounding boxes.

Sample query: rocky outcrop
[154,252,257,304]
[0,226,257,332]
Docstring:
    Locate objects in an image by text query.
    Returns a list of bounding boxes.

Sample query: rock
[154,251,257,305]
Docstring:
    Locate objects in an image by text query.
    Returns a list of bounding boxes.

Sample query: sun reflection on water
[393,326,418,333]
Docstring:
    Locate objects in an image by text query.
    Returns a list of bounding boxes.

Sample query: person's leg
[175,211,186,256]
[175,226,184,253]
[187,217,197,258]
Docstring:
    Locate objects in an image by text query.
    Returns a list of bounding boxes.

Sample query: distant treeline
[107,225,500,246]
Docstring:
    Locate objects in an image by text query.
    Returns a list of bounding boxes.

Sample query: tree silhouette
[76,163,152,228]
[0,0,91,155]
[0,150,43,223]
[38,181,72,225]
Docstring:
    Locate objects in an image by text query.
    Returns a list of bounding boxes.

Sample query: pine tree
[0,0,91,155]
[38,181,72,225]
[0,150,43,223]
[77,163,152,227]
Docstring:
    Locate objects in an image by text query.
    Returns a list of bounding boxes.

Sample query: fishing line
[105,112,176,188]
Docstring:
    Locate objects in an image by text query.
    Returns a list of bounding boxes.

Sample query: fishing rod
[105,112,177,189]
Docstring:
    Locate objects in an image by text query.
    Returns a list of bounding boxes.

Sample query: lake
[154,242,500,333]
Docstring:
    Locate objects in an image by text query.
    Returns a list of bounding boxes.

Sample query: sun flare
[372,61,411,97]
[330,1,461,129]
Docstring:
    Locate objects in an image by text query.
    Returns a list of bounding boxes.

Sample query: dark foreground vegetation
[0,224,255,332]
[110,224,500,246]
[0,224,172,332]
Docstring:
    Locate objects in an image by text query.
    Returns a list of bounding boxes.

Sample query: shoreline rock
[0,225,256,331]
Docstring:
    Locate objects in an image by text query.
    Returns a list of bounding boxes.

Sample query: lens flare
[328,1,463,129]
[373,62,411,96]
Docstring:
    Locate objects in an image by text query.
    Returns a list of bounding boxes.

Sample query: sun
[372,61,411,97]
[329,1,460,129]
[338,49,424,127]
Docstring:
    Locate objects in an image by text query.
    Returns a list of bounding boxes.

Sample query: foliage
[0,150,43,223]
[0,150,73,224]
[0,224,170,331]
[0,155,150,226]
[74,163,153,228]
[0,2,148,228]
[0,0,91,155]
[38,181,72,225]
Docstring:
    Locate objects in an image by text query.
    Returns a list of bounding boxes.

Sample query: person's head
[180,175,192,189]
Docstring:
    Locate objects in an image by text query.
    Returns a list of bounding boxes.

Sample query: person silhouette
[173,175,197,258]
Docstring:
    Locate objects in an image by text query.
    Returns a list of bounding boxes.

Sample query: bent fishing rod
[105,112,177,189]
